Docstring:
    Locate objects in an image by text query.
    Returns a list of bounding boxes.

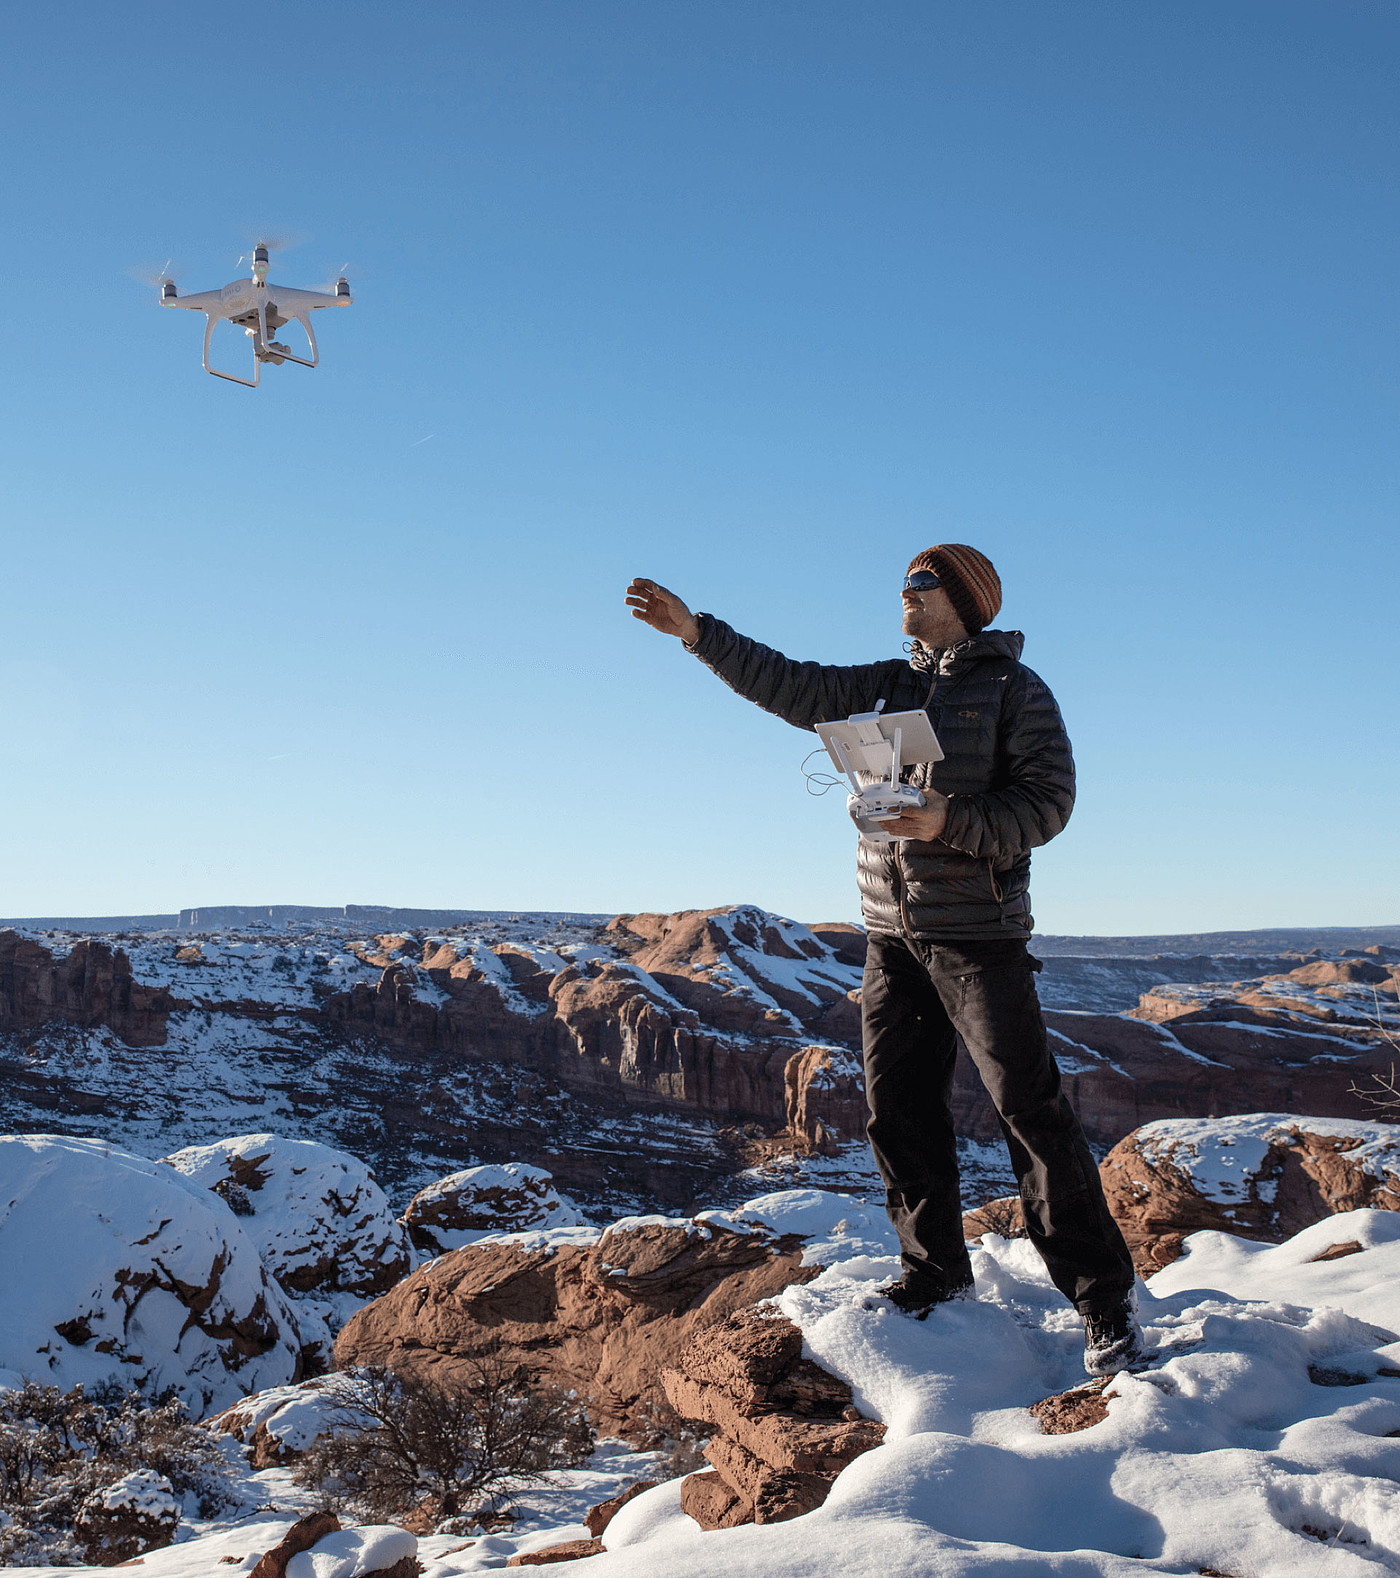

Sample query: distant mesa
[0,902,612,933]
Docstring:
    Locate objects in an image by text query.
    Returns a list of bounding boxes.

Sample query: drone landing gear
[200,304,321,387]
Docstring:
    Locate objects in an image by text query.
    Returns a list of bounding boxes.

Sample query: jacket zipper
[892,847,914,937]
[888,660,948,939]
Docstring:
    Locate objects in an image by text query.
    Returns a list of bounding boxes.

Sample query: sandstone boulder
[1029,1378,1113,1436]
[335,1217,818,1442]
[283,1526,418,1578]
[582,1479,656,1538]
[248,1513,341,1578]
[507,1540,604,1566]
[962,1195,1027,1241]
[1099,1113,1400,1272]
[0,1134,302,1416]
[401,1162,586,1254]
[661,1307,885,1527]
[160,1133,412,1301]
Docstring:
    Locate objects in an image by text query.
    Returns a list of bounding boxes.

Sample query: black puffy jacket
[689,614,1075,941]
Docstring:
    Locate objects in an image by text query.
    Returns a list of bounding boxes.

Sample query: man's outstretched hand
[625,578,700,645]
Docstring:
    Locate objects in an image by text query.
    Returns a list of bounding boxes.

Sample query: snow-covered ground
[9,1186,1399,1577]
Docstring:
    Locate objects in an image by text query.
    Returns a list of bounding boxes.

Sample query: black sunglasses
[902,570,942,594]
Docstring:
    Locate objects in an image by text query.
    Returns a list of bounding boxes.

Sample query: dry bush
[1348,989,1400,1119]
[0,1382,234,1566]
[294,1359,593,1530]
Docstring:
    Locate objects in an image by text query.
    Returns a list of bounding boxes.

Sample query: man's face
[901,578,969,649]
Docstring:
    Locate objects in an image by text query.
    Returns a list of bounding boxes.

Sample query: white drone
[154,242,353,387]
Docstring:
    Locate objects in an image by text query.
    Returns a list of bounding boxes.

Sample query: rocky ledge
[334,1216,818,1442]
[662,1307,886,1527]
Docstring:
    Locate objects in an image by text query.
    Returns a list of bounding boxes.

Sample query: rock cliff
[0,930,172,1047]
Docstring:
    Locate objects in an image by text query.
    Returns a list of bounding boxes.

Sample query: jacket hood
[909,628,1025,676]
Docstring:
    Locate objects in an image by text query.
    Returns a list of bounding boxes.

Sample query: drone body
[160,244,353,386]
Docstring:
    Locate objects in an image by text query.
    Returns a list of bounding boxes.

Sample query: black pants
[862,931,1135,1313]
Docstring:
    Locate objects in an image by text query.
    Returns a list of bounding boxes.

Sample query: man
[624,546,1143,1375]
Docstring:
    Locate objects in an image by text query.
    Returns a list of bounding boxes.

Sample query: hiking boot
[1083,1299,1147,1375]
[879,1270,974,1319]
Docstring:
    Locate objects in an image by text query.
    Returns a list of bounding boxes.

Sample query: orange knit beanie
[907,544,1002,633]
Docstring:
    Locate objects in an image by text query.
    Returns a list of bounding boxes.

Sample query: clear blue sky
[1,1,1396,933]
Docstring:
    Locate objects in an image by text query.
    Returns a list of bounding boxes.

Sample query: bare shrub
[294,1360,593,1530]
[0,1381,234,1567]
[1348,989,1400,1119]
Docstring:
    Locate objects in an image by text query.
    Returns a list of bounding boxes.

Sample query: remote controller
[848,782,925,842]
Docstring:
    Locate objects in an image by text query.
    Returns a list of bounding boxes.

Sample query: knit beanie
[906,544,1002,633]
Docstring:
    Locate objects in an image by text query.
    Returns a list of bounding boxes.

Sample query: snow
[407,1162,587,1252]
[285,1525,417,1578]
[707,1187,898,1269]
[215,1379,344,1455]
[1132,1112,1400,1207]
[0,1134,301,1416]
[161,1133,411,1308]
[90,1471,178,1519]
[8,1189,1400,1576]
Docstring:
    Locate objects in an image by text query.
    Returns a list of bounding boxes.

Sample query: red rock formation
[326,914,1399,1155]
[583,1481,656,1538]
[8,911,1397,1191]
[1098,1116,1400,1273]
[248,1513,341,1578]
[334,1220,819,1443]
[0,930,172,1048]
[1030,1378,1113,1435]
[962,1195,1027,1241]
[962,1007,1399,1151]
[661,1308,885,1527]
[783,1044,866,1155]
[401,1163,581,1254]
[320,907,865,1145]
[507,1541,605,1566]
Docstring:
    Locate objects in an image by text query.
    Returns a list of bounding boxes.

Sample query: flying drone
[153,242,353,387]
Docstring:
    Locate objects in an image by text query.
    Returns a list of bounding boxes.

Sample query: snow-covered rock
[160,1134,412,1303]
[285,1525,417,1578]
[400,1161,586,1253]
[20,1193,1400,1577]
[208,1377,344,1466]
[0,1134,302,1416]
[1100,1112,1400,1271]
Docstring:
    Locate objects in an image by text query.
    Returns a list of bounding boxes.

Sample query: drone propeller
[236,229,311,268]
[314,261,363,294]
[125,258,186,290]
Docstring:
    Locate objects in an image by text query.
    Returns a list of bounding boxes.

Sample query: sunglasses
[902,570,942,594]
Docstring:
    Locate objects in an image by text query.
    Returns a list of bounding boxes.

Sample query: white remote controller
[848,783,925,842]
[811,700,943,845]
